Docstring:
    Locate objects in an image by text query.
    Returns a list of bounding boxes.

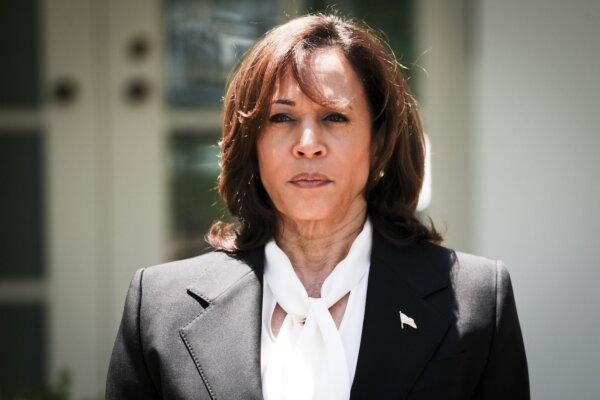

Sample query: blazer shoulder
[142,249,235,282]
[422,240,497,268]
[448,249,519,309]
[454,249,497,269]
[453,249,506,283]
[416,242,497,276]
[418,241,505,293]
[121,250,253,329]
[139,249,258,303]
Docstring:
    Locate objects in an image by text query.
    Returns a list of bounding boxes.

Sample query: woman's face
[256,46,373,224]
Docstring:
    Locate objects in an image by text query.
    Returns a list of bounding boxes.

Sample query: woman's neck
[275,199,367,297]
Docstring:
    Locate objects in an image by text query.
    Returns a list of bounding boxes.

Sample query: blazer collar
[179,226,457,400]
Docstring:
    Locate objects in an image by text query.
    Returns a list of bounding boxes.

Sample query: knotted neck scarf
[262,216,372,400]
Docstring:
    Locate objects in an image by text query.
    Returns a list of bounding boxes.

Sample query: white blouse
[260,220,372,398]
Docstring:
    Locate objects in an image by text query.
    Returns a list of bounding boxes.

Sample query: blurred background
[0,0,598,398]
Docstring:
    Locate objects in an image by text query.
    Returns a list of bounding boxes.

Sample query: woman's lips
[289,179,332,188]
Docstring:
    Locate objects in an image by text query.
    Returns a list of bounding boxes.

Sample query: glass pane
[168,130,233,260]
[0,132,45,279]
[164,0,282,108]
[0,302,46,398]
[310,0,417,94]
[0,0,41,108]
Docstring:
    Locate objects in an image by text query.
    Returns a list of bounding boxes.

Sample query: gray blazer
[106,227,530,400]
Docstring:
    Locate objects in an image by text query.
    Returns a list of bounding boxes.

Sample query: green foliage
[9,368,101,400]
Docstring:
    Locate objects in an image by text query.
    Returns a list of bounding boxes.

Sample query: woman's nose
[292,122,327,159]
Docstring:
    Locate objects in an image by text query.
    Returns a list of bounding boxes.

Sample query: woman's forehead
[271,48,363,108]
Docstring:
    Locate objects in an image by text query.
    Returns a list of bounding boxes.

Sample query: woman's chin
[283,207,341,223]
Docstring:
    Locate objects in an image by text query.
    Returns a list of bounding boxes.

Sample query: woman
[106,13,529,400]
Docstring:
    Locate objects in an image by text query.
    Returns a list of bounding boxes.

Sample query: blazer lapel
[179,225,456,400]
[179,247,265,400]
[349,229,457,399]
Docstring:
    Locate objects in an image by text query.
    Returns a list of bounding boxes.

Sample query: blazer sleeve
[106,267,161,399]
[472,260,530,400]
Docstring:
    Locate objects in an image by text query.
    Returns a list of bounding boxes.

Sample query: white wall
[417,0,474,252]
[471,0,600,398]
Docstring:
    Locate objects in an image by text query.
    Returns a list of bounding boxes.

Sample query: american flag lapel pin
[399,310,417,330]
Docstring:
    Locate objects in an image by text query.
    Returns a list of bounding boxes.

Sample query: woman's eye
[325,113,348,122]
[269,113,293,123]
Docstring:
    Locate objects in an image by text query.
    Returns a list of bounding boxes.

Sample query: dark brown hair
[205,12,444,253]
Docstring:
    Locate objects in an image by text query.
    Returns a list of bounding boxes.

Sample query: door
[0,0,422,398]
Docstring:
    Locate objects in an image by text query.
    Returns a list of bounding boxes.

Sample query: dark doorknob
[124,77,152,105]
[127,34,152,62]
[51,77,79,105]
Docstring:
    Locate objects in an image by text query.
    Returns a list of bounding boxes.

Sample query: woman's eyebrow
[273,98,296,106]
[272,97,353,110]
[325,97,352,111]
[324,98,353,110]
